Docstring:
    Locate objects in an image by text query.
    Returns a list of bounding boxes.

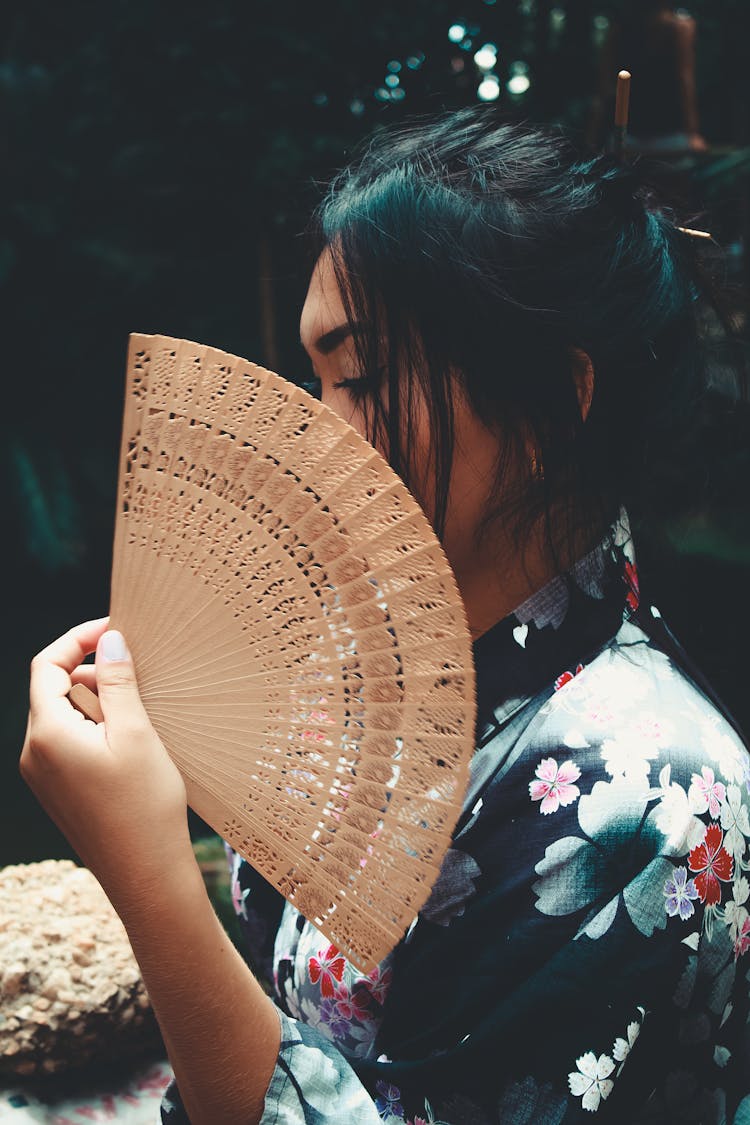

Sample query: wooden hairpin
[613,69,631,159]
[676,226,712,240]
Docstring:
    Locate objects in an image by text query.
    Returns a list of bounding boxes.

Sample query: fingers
[95,630,152,738]
[29,618,110,717]
[71,664,98,692]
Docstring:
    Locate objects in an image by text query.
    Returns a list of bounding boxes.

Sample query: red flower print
[688,822,734,906]
[624,560,640,612]
[555,664,584,692]
[364,963,393,1004]
[308,944,346,998]
[332,981,372,1023]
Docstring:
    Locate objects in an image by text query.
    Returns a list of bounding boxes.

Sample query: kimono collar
[470,510,638,747]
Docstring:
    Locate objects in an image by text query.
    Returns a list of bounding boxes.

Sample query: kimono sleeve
[160,1006,383,1124]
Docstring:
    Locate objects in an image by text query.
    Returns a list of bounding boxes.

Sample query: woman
[21,109,750,1123]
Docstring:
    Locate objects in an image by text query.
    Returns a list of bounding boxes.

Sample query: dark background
[3,0,749,866]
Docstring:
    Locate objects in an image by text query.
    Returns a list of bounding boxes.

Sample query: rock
[0,859,162,1077]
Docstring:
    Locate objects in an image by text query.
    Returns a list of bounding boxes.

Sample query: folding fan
[70,333,477,973]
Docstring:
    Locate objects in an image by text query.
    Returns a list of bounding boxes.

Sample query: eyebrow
[303,322,360,357]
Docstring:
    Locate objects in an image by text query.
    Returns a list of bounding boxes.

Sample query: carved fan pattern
[107,333,476,972]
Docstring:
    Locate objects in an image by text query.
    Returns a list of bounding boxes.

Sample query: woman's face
[298,248,378,441]
[300,249,437,527]
[299,249,534,636]
[299,250,595,637]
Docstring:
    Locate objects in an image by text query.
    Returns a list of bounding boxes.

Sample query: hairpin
[676,226,712,240]
[613,70,631,159]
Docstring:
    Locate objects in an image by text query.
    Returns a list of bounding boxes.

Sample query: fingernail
[100,630,128,662]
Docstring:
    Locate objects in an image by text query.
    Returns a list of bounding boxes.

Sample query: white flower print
[719,785,750,861]
[298,995,335,1039]
[600,733,659,783]
[723,876,750,958]
[230,851,250,920]
[688,766,726,819]
[700,719,748,785]
[612,1007,646,1075]
[563,729,590,750]
[648,765,706,853]
[568,1052,615,1112]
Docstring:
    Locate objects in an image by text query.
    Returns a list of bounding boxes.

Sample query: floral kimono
[161,514,750,1123]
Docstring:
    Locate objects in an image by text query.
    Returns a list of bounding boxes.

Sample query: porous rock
[0,859,162,1077]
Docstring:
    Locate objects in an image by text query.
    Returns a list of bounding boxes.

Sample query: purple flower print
[319,998,351,1039]
[664,865,700,921]
[375,1081,404,1120]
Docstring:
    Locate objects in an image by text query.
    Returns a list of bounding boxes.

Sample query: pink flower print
[586,703,615,727]
[735,915,750,960]
[634,714,670,744]
[624,559,640,611]
[688,822,734,906]
[663,865,700,921]
[688,766,726,820]
[308,943,347,998]
[554,664,584,692]
[529,758,581,815]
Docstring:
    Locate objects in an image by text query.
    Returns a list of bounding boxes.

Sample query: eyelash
[332,376,371,398]
[333,366,386,398]
[304,369,385,401]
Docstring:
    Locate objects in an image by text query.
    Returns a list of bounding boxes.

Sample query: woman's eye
[332,375,368,396]
[332,366,386,397]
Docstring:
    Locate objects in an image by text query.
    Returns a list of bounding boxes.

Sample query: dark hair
[309,106,746,570]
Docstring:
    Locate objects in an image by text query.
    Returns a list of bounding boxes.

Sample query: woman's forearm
[20,622,282,1124]
[114,852,281,1125]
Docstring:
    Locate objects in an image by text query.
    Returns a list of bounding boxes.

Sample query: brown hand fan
[73,332,477,973]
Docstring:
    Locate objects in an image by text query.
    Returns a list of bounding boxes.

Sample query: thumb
[95,630,151,734]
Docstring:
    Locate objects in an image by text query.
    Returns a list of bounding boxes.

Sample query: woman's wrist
[98,830,203,927]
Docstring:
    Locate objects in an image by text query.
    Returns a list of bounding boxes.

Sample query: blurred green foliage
[3,0,749,865]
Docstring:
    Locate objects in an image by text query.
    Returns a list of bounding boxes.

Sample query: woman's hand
[23,618,283,1124]
[20,617,193,910]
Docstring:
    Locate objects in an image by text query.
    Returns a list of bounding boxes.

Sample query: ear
[571,348,594,423]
